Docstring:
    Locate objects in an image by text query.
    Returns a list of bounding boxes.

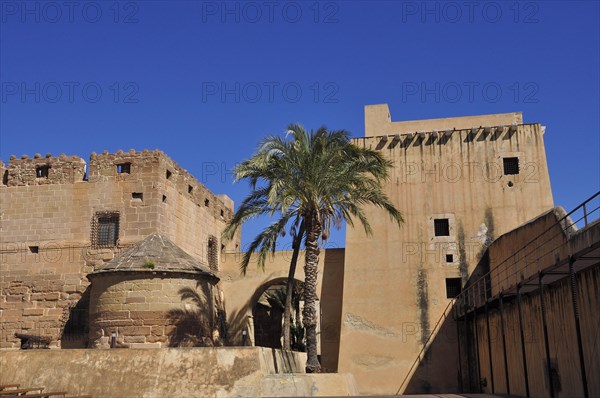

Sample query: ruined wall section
[0,149,235,348]
[6,153,86,186]
[0,161,7,186]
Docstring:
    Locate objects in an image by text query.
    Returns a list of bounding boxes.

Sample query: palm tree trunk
[282,224,303,350]
[303,218,321,373]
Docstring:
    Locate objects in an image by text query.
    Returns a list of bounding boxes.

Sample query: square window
[36,166,50,178]
[446,254,454,263]
[93,212,119,247]
[445,278,462,298]
[434,218,450,236]
[503,157,519,175]
[117,163,131,174]
[132,192,143,202]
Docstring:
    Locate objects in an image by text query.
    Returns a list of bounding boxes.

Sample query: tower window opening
[445,278,462,298]
[503,157,519,175]
[434,219,450,236]
[117,163,131,174]
[93,212,120,248]
[36,166,50,178]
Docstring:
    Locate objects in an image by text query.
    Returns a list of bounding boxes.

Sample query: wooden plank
[0,387,44,396]
[17,392,68,398]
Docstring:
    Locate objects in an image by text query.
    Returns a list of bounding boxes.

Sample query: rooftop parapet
[4,153,86,186]
[1,149,234,220]
[88,149,234,219]
[365,104,523,137]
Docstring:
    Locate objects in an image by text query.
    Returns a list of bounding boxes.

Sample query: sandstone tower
[0,150,238,348]
[337,104,554,394]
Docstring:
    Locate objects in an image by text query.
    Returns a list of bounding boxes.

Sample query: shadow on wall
[401,210,600,397]
[167,281,220,347]
[223,305,252,346]
[61,287,91,349]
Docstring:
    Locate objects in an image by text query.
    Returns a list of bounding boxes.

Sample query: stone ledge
[0,347,356,397]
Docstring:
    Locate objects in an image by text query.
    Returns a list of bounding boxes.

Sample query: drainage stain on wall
[457,222,469,284]
[416,269,429,346]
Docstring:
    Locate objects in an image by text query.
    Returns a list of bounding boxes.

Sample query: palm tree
[222,195,304,350]
[224,124,403,372]
[264,279,306,351]
[282,220,304,350]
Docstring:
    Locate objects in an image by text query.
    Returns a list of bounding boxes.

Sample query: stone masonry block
[123,335,146,343]
[125,296,146,304]
[23,308,45,316]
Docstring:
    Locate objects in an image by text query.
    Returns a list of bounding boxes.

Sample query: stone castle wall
[0,149,235,348]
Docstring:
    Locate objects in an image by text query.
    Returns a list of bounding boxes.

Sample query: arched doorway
[251,278,311,351]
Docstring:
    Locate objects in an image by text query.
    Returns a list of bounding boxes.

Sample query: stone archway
[250,278,312,350]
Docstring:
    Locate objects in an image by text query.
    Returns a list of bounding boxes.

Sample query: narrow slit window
[445,278,462,298]
[205,198,210,207]
[188,185,193,194]
[166,170,172,179]
[434,218,450,236]
[503,157,519,175]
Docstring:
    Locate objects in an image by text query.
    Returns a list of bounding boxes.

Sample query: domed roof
[89,233,218,280]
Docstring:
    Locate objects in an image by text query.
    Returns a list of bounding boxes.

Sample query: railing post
[583,202,588,226]
[568,256,589,398]
[517,284,530,397]
[473,309,482,393]
[499,295,510,394]
[455,306,464,393]
[485,301,495,394]
[539,272,555,398]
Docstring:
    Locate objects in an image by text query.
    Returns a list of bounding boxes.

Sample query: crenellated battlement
[88,149,163,182]
[1,149,234,218]
[5,153,87,187]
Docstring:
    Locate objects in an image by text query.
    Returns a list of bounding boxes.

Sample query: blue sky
[1,0,599,249]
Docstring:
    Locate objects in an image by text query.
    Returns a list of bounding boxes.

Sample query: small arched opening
[250,278,313,351]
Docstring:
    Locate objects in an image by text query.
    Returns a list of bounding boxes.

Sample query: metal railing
[455,191,600,317]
